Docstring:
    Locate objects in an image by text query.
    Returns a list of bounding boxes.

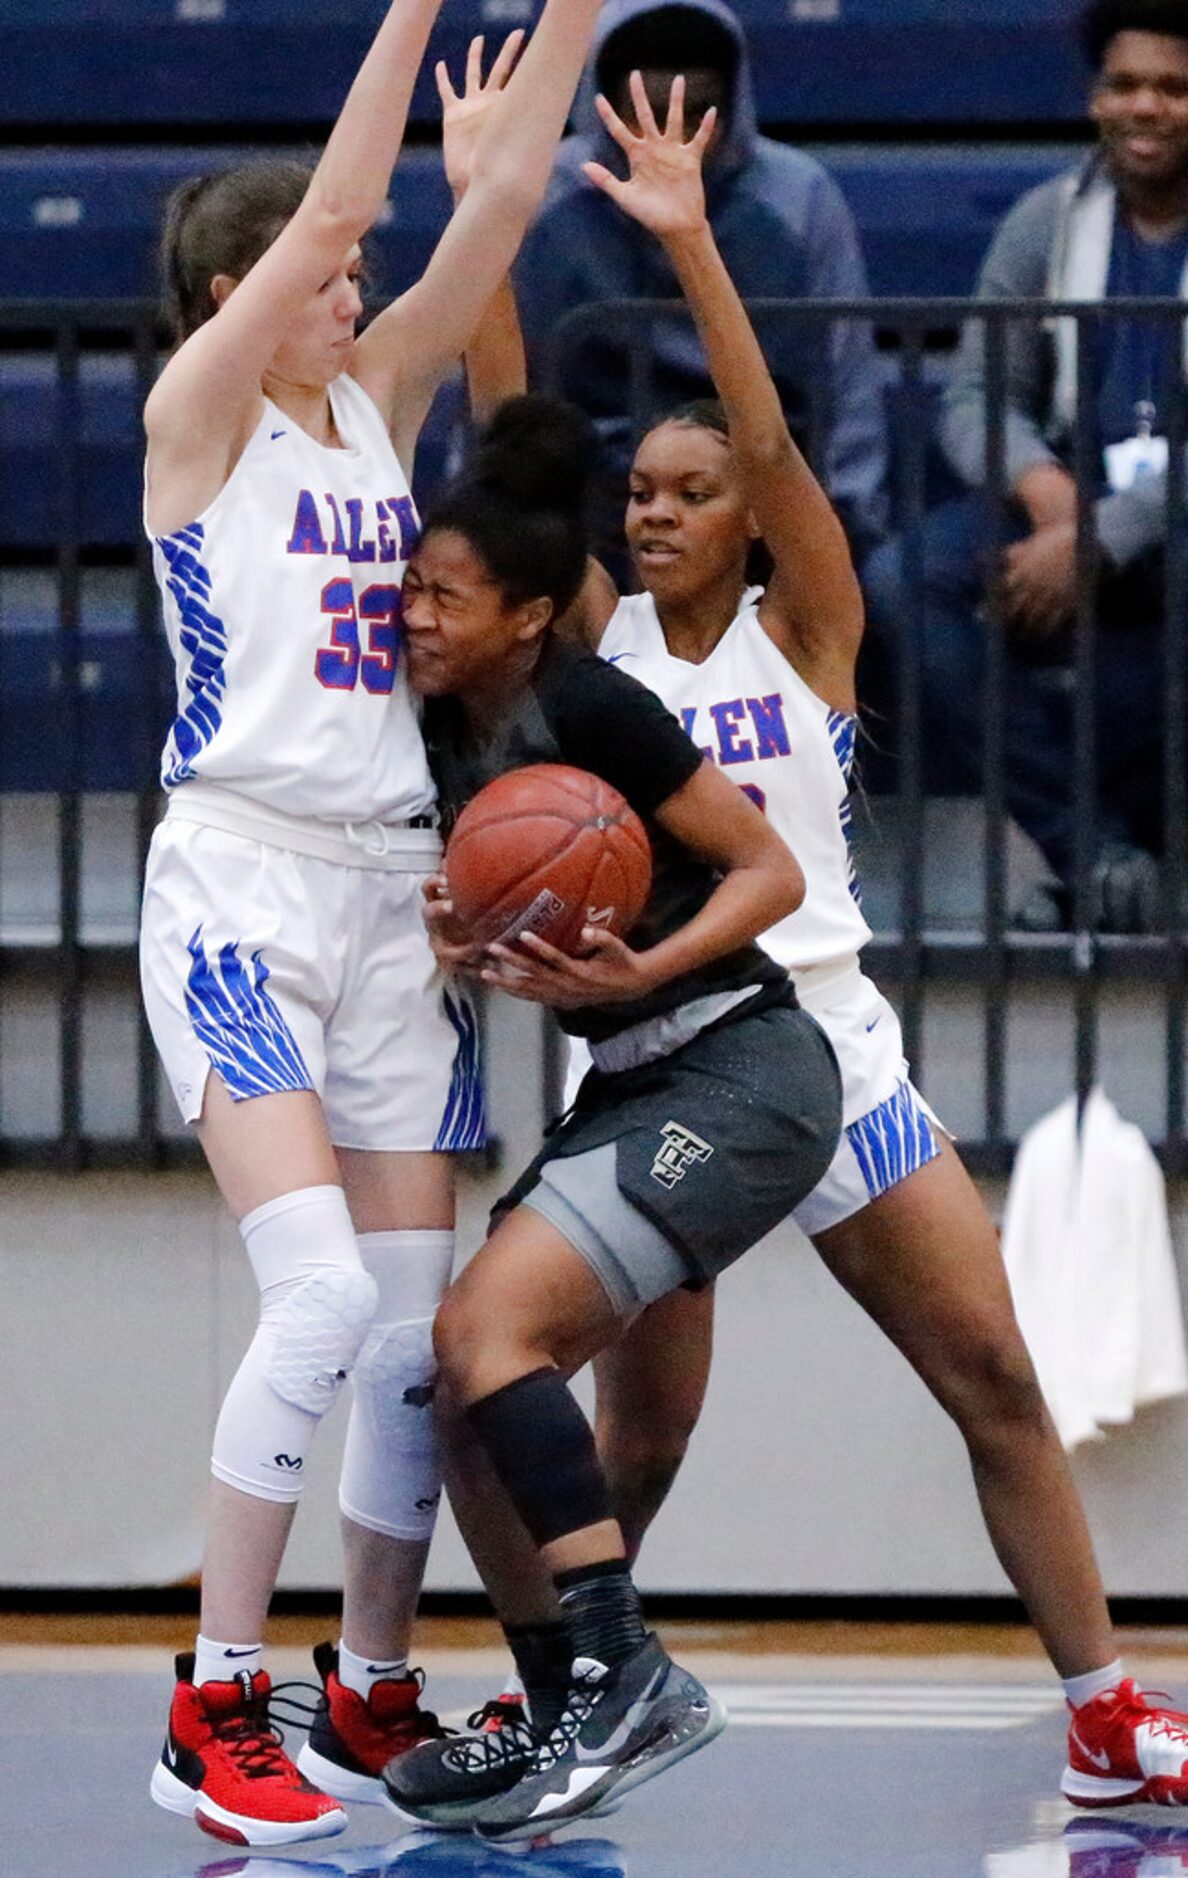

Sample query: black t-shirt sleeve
[549,649,704,816]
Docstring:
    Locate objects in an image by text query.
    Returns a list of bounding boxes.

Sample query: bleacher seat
[0,148,455,303]
[825,146,1077,298]
[1,143,1075,308]
[4,0,537,129]
[732,0,1085,125]
[4,0,1084,129]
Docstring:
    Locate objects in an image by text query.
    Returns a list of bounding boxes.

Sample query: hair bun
[472,395,594,518]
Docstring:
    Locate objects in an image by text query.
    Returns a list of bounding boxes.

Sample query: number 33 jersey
[148,372,434,824]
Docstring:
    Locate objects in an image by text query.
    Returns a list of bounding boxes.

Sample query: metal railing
[3,295,1187,1171]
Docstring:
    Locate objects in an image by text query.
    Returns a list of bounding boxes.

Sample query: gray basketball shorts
[494,990,843,1316]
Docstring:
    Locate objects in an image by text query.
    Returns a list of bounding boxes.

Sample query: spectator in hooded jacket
[864,0,1188,933]
[513,0,888,571]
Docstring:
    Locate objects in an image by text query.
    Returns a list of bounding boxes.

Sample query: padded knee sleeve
[339,1230,454,1540]
[210,1185,376,1505]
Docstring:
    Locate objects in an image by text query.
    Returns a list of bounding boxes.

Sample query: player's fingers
[465,34,484,94]
[691,104,717,153]
[579,926,630,958]
[434,60,457,107]
[582,159,631,208]
[630,68,661,139]
[593,92,636,151]
[513,932,572,967]
[488,27,525,89]
[664,72,685,139]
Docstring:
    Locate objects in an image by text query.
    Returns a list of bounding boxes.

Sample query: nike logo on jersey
[1069,1723,1112,1772]
[270,429,287,440]
[606,651,635,665]
[865,1017,880,1033]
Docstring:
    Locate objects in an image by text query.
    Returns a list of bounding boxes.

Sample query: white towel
[1001,1088,1188,1450]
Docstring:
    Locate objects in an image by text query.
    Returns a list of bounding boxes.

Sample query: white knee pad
[211,1185,377,1505]
[339,1230,455,1540]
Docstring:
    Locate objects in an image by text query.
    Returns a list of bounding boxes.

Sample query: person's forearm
[311,0,445,235]
[467,0,602,219]
[634,862,803,994]
[661,223,787,460]
[464,278,528,421]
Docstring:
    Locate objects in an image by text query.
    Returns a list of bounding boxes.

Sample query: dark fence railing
[3,295,1187,1173]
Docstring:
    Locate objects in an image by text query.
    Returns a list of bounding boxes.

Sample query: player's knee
[434,1286,546,1401]
[264,1265,379,1416]
[943,1324,1049,1451]
[340,1312,442,1538]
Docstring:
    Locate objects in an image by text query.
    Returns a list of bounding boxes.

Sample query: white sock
[194,1633,264,1688]
[337,1637,407,1700]
[1062,1659,1125,1708]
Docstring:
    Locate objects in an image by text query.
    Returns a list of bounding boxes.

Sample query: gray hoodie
[942,151,1188,569]
[513,0,888,558]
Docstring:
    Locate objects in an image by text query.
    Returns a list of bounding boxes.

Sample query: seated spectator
[513,0,888,571]
[864,0,1188,934]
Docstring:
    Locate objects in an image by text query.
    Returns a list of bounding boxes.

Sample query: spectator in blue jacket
[864,0,1188,933]
[513,0,888,568]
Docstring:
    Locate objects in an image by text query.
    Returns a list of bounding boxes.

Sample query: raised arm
[584,74,864,706]
[351,0,601,445]
[437,36,529,434]
[146,0,443,512]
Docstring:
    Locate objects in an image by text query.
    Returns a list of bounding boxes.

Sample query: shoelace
[210,1687,304,1783]
[448,1701,541,1772]
[1127,1688,1188,1741]
[528,1667,607,1774]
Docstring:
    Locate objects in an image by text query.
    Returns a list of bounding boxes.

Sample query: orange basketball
[444,763,653,955]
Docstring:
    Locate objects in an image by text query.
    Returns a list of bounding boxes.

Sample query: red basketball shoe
[1064,1680,1188,1807]
[150,1652,346,1846]
[296,1641,449,1805]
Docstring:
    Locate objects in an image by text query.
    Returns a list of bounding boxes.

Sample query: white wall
[6,1033,1188,1597]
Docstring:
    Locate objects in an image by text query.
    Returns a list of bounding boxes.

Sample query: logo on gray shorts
[650,1120,714,1188]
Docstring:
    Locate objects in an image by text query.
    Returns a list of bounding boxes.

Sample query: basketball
[444,763,653,954]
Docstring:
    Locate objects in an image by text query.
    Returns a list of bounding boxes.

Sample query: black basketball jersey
[423,635,786,1042]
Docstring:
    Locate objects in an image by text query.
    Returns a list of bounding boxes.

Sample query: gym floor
[3,1616,1187,1878]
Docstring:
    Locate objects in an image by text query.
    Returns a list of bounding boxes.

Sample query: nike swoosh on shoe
[1070,1724,1113,1772]
[575,1665,667,1762]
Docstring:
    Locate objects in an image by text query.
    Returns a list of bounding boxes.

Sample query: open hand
[582,72,715,238]
[437,31,525,202]
[481,926,660,1008]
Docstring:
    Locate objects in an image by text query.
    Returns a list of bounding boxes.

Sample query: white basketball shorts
[789,957,943,1237]
[140,806,484,1153]
[563,955,941,1239]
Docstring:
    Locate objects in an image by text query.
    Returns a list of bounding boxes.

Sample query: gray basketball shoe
[382,1695,541,1829]
[472,1634,726,1842]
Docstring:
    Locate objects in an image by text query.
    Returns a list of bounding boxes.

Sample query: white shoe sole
[150,1761,348,1846]
[1061,1766,1148,1806]
[479,1693,727,1843]
[297,1741,388,1806]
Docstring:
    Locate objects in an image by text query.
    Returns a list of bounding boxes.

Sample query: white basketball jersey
[598,587,871,970]
[149,373,433,823]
